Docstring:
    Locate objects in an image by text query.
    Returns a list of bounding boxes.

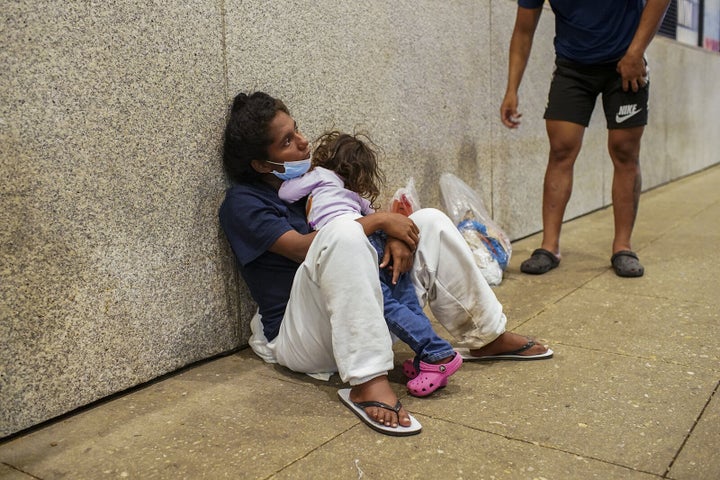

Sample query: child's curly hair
[312,131,386,209]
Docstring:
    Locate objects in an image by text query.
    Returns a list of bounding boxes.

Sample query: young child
[278,131,462,397]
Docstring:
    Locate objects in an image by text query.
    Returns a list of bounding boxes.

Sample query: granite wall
[2,0,718,437]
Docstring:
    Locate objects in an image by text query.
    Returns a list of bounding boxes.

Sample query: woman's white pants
[251,208,507,386]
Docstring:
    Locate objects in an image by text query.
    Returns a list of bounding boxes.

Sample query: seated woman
[219,91,552,436]
[277,130,463,398]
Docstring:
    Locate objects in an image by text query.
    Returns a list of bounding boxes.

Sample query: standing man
[500,0,670,277]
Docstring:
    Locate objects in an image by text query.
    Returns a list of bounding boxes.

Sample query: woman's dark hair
[223,91,289,184]
[312,131,386,209]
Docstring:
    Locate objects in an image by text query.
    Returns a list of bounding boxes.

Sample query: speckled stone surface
[645,38,720,184]
[2,0,719,438]
[669,392,720,479]
[0,1,240,437]
[0,464,33,480]
[225,0,495,213]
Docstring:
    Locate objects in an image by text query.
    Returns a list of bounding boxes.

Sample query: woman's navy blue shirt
[219,181,310,341]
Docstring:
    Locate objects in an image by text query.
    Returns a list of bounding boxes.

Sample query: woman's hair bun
[231,93,249,113]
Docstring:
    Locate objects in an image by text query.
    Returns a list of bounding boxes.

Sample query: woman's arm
[268,211,417,271]
[356,211,419,285]
[268,230,318,264]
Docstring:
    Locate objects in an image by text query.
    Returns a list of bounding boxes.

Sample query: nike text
[615,104,641,123]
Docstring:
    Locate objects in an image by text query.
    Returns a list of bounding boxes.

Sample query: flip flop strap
[501,339,535,356]
[353,400,402,414]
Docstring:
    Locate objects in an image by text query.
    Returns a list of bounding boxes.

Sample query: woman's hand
[380,237,415,285]
[357,212,420,251]
[356,211,420,284]
[379,212,420,251]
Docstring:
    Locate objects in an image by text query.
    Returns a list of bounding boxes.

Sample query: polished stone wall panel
[1,1,238,437]
[225,0,494,211]
[489,1,558,239]
[2,0,718,437]
[489,2,610,240]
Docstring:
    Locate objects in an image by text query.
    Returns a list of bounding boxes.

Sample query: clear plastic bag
[439,173,512,285]
[391,177,421,216]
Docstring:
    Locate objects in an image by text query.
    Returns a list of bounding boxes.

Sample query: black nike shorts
[544,57,649,129]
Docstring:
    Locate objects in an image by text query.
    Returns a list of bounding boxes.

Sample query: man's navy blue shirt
[519,0,644,64]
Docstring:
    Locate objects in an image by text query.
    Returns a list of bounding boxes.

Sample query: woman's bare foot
[349,375,411,428]
[468,332,549,358]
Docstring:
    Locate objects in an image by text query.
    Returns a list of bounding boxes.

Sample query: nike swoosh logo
[615,108,642,124]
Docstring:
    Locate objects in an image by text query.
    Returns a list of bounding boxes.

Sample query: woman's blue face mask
[266,157,311,181]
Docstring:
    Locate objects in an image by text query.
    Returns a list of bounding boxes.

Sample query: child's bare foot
[468,332,550,358]
[349,375,411,428]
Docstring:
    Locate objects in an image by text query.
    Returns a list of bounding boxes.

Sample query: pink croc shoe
[406,353,463,397]
[402,358,419,380]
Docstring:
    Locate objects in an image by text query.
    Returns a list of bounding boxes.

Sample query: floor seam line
[423,418,665,478]
[662,378,720,477]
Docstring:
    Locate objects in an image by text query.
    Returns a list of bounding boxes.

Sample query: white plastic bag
[439,173,512,285]
[391,177,421,216]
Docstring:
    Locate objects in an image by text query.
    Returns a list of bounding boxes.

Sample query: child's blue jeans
[369,231,455,364]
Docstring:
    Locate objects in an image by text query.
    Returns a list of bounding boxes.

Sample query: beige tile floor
[1,165,719,480]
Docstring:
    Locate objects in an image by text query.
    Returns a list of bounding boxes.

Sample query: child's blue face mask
[266,156,311,181]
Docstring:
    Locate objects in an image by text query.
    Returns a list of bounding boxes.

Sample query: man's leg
[540,120,586,256]
[520,120,585,274]
[607,126,644,254]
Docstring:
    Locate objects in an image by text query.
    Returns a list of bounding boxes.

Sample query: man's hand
[500,91,522,128]
[616,52,648,92]
[617,0,670,92]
